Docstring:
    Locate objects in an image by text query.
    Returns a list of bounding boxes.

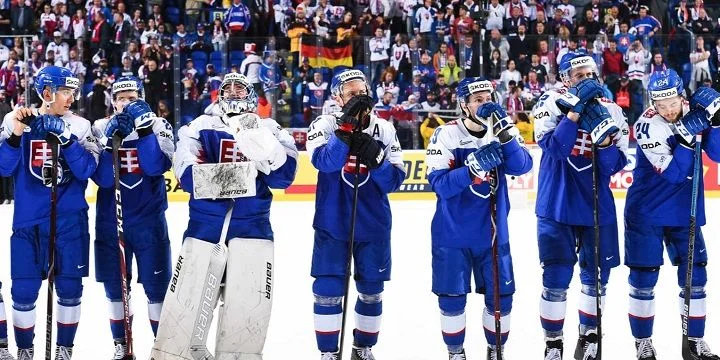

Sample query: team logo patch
[28,140,71,186]
[567,130,593,172]
[341,155,370,188]
[117,147,144,189]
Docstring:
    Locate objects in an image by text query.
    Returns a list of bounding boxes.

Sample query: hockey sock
[678,264,708,338]
[353,281,383,347]
[353,293,382,347]
[313,276,345,353]
[438,295,466,353]
[482,294,512,346]
[148,302,162,337]
[11,278,41,349]
[12,303,35,349]
[56,297,81,347]
[578,284,606,335]
[628,268,659,339]
[540,288,567,339]
[56,278,83,347]
[107,300,134,340]
[0,293,7,340]
[144,281,168,338]
[314,295,343,352]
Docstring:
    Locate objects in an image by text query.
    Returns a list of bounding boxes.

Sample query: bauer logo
[169,255,183,292]
[265,262,272,299]
[467,81,493,93]
[65,77,80,88]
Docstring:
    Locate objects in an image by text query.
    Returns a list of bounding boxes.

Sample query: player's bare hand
[12,107,34,136]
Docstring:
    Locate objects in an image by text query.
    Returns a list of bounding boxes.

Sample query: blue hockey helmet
[558,52,598,84]
[330,69,370,98]
[647,69,684,102]
[34,66,80,103]
[456,77,495,103]
[112,76,145,101]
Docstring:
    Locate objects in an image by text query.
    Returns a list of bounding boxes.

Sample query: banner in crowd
[83,146,720,203]
[299,34,353,68]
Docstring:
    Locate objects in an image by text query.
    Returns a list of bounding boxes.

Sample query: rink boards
[84,146,720,202]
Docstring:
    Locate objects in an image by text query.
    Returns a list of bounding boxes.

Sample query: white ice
[1,198,719,359]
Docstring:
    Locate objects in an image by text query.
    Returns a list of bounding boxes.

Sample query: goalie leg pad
[150,237,228,360]
[215,239,274,360]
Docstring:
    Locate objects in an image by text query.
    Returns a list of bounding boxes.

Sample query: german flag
[300,34,353,68]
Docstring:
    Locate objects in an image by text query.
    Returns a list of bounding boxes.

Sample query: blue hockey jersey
[173,113,298,240]
[532,89,629,226]
[306,112,405,242]
[625,105,720,226]
[91,116,175,228]
[425,120,533,248]
[0,110,100,228]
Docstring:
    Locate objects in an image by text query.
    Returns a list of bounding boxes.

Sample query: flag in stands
[300,34,353,68]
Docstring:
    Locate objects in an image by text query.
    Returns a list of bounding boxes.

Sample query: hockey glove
[465,141,503,177]
[334,129,354,147]
[351,132,385,169]
[124,100,157,134]
[41,115,72,146]
[675,109,709,146]
[690,87,720,126]
[557,79,604,114]
[579,101,618,145]
[29,116,47,139]
[337,95,374,131]
[105,113,135,139]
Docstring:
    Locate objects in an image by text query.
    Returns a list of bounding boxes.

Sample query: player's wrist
[7,133,21,148]
[566,112,580,122]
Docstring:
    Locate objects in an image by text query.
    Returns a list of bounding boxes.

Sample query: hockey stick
[111,134,134,357]
[338,130,363,359]
[45,135,59,360]
[591,142,602,359]
[488,115,503,360]
[682,134,703,360]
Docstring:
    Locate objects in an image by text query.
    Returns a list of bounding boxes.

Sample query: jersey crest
[219,138,248,163]
[341,154,370,187]
[28,140,71,186]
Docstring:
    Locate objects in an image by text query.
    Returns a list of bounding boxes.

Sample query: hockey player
[305,69,405,360]
[151,72,298,360]
[90,76,174,359]
[0,282,13,360]
[624,69,720,359]
[425,78,532,360]
[531,52,629,360]
[0,66,100,360]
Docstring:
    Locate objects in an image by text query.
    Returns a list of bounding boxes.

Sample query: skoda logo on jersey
[341,155,370,188]
[650,89,678,101]
[467,81,493,94]
[570,57,595,69]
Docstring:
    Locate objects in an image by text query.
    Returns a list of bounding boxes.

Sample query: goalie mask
[219,73,258,122]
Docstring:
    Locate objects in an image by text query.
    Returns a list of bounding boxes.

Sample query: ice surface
[1,198,719,359]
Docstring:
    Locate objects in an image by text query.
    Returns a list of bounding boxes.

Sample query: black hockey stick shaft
[489,167,502,360]
[682,135,702,360]
[591,143,602,359]
[338,134,362,359]
[45,136,59,360]
[112,135,134,355]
